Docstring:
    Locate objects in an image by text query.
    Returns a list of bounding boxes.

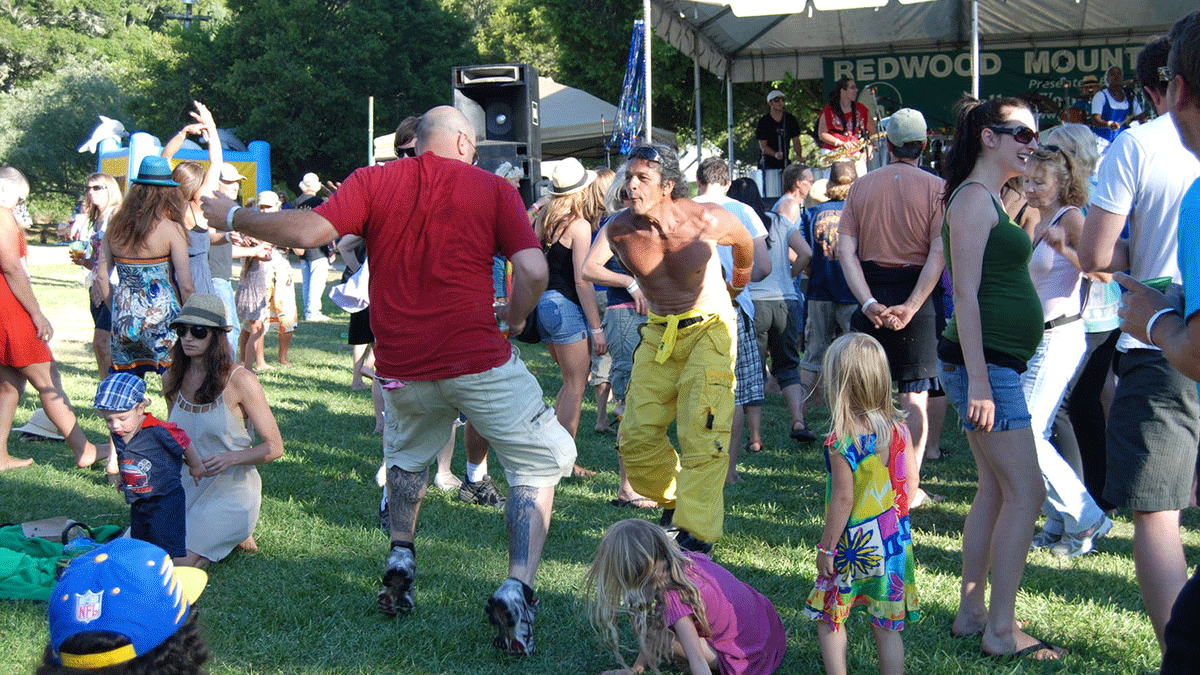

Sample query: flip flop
[981,639,1067,661]
[610,497,657,509]
[951,619,1028,638]
[744,440,764,453]
[790,425,818,443]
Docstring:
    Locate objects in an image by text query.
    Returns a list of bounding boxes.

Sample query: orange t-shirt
[838,162,945,267]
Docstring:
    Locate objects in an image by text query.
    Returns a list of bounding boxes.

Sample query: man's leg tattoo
[387,464,429,541]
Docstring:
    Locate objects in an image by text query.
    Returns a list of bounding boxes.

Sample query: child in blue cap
[95,373,203,560]
[41,538,209,674]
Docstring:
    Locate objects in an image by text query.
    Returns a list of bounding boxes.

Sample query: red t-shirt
[314,154,538,380]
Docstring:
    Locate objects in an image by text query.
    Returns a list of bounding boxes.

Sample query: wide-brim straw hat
[548,158,596,196]
[13,408,64,441]
[170,293,231,331]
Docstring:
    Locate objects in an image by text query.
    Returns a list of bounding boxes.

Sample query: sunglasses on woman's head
[174,325,210,339]
[988,125,1037,144]
[87,185,107,192]
[398,146,416,158]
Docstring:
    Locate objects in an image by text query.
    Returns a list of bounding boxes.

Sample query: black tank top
[546,241,580,306]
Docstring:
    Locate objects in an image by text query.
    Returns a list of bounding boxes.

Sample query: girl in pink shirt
[585,519,786,675]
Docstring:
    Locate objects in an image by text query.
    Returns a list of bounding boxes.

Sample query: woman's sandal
[790,424,818,443]
[744,440,764,453]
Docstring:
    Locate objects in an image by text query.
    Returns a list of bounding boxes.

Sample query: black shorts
[348,307,374,346]
[90,299,112,332]
[130,489,186,558]
[851,262,938,383]
[1105,349,1200,511]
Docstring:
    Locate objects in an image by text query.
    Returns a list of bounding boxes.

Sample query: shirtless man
[606,144,754,552]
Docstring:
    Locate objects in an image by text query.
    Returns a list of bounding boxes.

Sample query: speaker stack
[452,64,541,206]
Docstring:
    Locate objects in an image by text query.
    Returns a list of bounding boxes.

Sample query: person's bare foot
[572,464,596,478]
[0,455,35,471]
[350,379,369,391]
[277,358,292,366]
[74,442,109,468]
[952,615,1028,638]
[237,536,259,553]
[255,362,275,371]
[981,628,1067,660]
[910,487,946,508]
[595,422,612,434]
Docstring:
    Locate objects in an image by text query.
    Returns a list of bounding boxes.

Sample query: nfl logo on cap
[74,590,103,623]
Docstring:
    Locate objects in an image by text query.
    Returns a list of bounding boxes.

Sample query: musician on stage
[816,76,877,178]
[756,90,803,171]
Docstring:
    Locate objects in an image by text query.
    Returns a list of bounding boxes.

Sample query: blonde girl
[586,518,785,675]
[804,332,918,675]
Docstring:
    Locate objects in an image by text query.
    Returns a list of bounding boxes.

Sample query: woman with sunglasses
[1020,143,1113,558]
[96,155,194,377]
[71,173,122,376]
[939,97,1066,660]
[0,166,108,471]
[164,294,284,567]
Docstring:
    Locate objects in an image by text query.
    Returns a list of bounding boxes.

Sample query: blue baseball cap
[48,539,207,669]
[94,373,147,411]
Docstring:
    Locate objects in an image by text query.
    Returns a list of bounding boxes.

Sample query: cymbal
[1017,91,1062,114]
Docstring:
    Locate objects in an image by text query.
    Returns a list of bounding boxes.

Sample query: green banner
[823,43,1147,136]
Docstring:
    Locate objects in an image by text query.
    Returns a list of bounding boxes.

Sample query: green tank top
[942,183,1043,363]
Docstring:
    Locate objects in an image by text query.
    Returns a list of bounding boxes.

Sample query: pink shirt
[663,553,786,675]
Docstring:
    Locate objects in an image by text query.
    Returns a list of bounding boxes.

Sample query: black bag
[514,307,540,344]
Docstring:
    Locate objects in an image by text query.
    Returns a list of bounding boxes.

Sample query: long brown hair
[106,182,186,252]
[164,327,234,405]
[941,95,1031,207]
[172,161,205,203]
[535,188,592,248]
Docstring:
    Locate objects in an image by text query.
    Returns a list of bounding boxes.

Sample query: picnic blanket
[0,524,124,601]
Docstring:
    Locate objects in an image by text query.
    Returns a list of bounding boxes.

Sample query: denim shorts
[939,360,1031,432]
[536,290,588,345]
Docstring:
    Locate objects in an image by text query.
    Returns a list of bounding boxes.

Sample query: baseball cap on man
[886,108,927,145]
[767,89,785,102]
[257,190,282,208]
[94,373,147,412]
[48,538,208,669]
[298,172,321,192]
[218,163,247,182]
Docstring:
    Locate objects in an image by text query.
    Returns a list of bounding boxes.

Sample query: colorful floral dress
[110,255,181,376]
[804,423,920,630]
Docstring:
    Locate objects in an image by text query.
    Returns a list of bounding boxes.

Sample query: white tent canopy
[374,77,675,164]
[652,0,1192,83]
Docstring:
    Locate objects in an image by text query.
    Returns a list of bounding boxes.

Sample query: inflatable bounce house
[95,132,271,204]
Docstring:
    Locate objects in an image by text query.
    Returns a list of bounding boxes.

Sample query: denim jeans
[603,305,647,400]
[299,257,329,318]
[1021,322,1103,536]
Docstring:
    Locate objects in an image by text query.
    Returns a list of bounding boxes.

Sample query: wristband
[1145,307,1178,348]
[862,297,879,312]
[224,205,241,232]
[816,544,836,557]
[590,328,604,335]
[626,279,640,294]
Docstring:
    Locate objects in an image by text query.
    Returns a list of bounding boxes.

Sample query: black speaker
[453,63,541,206]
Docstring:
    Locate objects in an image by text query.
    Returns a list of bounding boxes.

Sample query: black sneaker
[377,544,415,616]
[667,527,712,554]
[459,475,506,508]
[659,508,675,527]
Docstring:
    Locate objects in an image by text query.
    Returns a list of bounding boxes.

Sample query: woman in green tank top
[939,97,1067,661]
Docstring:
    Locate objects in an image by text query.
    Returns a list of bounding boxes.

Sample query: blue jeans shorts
[939,360,1031,432]
[536,290,588,345]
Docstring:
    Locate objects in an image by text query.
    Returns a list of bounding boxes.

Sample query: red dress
[0,228,53,367]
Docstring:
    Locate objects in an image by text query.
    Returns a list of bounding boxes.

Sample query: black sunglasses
[988,125,1036,144]
[398,146,416,158]
[86,185,107,192]
[174,325,211,339]
[630,146,663,163]
[1037,144,1074,170]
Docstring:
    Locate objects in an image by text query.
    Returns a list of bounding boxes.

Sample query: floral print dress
[110,255,181,376]
[804,423,920,630]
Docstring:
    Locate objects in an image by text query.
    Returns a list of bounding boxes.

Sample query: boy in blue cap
[95,373,203,561]
[41,538,209,674]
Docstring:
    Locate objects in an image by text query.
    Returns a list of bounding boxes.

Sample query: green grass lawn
[1,247,1192,674]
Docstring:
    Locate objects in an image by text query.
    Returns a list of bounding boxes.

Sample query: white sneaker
[377,544,416,616]
[1050,516,1113,557]
[487,578,538,655]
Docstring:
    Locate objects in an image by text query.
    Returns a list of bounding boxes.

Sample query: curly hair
[584,519,709,674]
[163,325,234,406]
[824,161,857,202]
[38,610,209,675]
[1025,146,1089,209]
[106,182,186,253]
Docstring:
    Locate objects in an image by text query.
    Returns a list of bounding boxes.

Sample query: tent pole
[644,0,653,143]
[726,73,734,170]
[367,96,374,166]
[971,0,979,98]
[695,53,702,162]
